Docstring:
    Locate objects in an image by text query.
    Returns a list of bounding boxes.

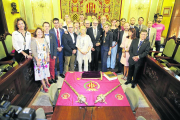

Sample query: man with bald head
[62,22,77,74]
[130,17,139,38]
[116,22,130,74]
[87,19,102,71]
[147,21,157,56]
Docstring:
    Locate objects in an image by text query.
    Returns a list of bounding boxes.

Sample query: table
[52,106,135,120]
[52,72,135,120]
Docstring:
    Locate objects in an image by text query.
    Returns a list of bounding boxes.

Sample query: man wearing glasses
[85,19,91,30]
[62,23,77,74]
[87,19,102,71]
[49,18,65,79]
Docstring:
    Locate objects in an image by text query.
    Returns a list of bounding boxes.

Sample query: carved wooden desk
[52,106,135,120]
[139,55,180,120]
[0,59,40,107]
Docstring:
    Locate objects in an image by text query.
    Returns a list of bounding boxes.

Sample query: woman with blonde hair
[101,23,113,72]
[76,26,93,72]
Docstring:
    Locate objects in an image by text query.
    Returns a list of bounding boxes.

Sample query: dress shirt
[137,39,144,51]
[130,25,134,28]
[70,32,75,43]
[93,27,97,38]
[45,33,50,49]
[54,28,61,46]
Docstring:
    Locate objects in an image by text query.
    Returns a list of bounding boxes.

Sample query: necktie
[139,25,141,31]
[146,28,150,40]
[57,29,60,47]
[137,41,143,53]
[94,29,97,38]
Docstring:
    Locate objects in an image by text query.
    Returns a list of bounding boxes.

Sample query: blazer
[147,27,157,48]
[101,31,113,48]
[128,39,150,65]
[49,28,64,48]
[134,26,140,38]
[49,33,57,58]
[62,32,77,56]
[135,24,147,32]
[86,27,102,51]
[116,30,124,52]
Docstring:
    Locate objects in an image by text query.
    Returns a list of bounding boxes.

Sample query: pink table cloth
[56,72,130,106]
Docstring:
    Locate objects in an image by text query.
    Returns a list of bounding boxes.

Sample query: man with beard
[152,15,165,56]
[130,17,139,38]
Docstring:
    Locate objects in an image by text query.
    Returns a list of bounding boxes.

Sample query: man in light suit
[125,30,150,88]
[135,17,147,32]
[50,18,65,79]
[146,21,157,56]
[62,22,77,74]
[87,19,102,71]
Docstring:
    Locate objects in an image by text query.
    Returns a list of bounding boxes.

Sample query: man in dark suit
[116,22,130,74]
[125,30,150,88]
[43,22,57,84]
[62,22,77,74]
[49,18,65,79]
[87,19,102,71]
[98,15,107,30]
[130,17,139,38]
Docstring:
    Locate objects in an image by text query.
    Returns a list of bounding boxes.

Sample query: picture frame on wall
[163,6,172,17]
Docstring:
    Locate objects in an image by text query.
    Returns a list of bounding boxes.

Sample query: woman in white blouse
[76,26,93,72]
[12,18,32,63]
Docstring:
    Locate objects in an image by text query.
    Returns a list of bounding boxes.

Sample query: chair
[48,83,59,107]
[35,108,47,120]
[137,116,146,120]
[0,35,15,72]
[164,45,180,75]
[154,38,176,62]
[125,88,139,113]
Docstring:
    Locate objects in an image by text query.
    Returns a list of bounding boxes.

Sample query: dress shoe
[125,81,131,85]
[131,84,135,88]
[52,79,57,83]
[55,76,58,80]
[60,74,65,78]
[49,80,54,84]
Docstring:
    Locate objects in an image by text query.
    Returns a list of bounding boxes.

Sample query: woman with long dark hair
[12,18,32,63]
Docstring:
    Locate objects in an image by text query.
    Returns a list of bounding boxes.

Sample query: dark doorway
[0,0,8,35]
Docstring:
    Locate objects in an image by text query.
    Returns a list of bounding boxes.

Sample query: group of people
[12,14,165,92]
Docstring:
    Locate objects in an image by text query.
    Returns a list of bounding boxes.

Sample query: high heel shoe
[46,83,51,88]
[43,88,49,93]
[121,75,125,79]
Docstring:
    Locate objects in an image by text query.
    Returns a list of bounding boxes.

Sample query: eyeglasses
[85,23,90,24]
[68,27,73,28]
[93,23,98,24]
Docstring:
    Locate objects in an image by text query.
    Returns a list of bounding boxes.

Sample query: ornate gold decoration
[84,81,100,91]
[95,84,121,104]
[31,0,54,27]
[64,80,88,105]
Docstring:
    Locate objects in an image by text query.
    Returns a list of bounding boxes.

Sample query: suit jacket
[86,27,102,51]
[48,33,57,58]
[128,39,150,65]
[134,26,140,38]
[49,28,64,48]
[62,32,77,56]
[101,31,113,48]
[147,27,157,48]
[116,30,125,52]
[135,24,147,32]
